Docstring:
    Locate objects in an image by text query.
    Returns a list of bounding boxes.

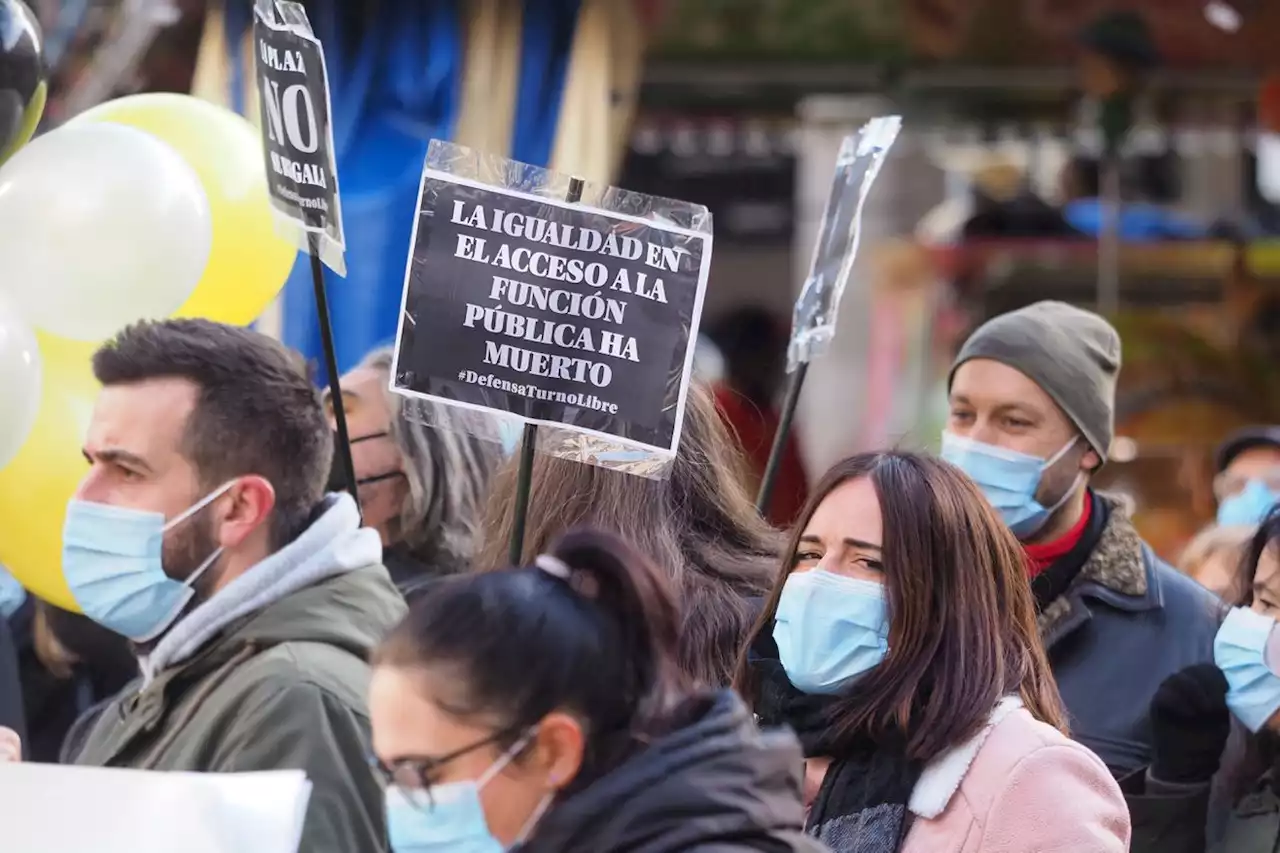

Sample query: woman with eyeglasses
[368,528,826,853]
[737,451,1130,853]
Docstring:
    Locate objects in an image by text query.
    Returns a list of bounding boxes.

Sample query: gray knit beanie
[948,301,1121,459]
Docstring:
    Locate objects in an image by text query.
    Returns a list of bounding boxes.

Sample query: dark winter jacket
[1038,493,1225,775]
[1125,745,1280,853]
[11,600,136,763]
[519,690,828,853]
[1050,492,1246,853]
[0,611,24,747]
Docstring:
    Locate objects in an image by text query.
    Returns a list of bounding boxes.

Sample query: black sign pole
[253,1,357,507]
[508,175,585,566]
[306,228,358,506]
[755,361,808,514]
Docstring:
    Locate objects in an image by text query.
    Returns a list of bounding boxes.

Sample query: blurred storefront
[623,0,1279,555]
[36,0,1280,557]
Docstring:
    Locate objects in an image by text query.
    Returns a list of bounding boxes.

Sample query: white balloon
[0,292,41,469]
[0,123,213,342]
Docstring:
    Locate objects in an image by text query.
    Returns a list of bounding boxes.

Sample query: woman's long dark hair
[735,451,1066,763]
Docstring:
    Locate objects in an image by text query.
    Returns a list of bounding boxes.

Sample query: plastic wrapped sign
[252,0,345,275]
[390,140,713,473]
[787,116,901,372]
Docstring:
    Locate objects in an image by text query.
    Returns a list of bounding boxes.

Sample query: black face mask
[326,431,405,493]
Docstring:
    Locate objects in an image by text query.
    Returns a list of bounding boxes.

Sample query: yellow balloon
[70,94,297,326]
[0,333,100,611]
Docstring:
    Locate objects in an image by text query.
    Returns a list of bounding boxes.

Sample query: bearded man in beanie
[942,302,1240,842]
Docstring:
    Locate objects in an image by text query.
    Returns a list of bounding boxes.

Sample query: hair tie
[535,554,571,580]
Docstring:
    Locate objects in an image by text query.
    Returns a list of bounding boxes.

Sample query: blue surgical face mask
[0,565,26,619]
[1215,606,1280,732]
[61,481,235,642]
[386,731,552,853]
[772,569,889,695]
[1218,479,1280,528]
[940,432,1083,540]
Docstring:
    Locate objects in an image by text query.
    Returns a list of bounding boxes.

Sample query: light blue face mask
[386,732,552,853]
[1218,479,1280,528]
[772,569,889,695]
[1215,606,1280,733]
[0,565,27,620]
[940,432,1083,540]
[61,481,234,642]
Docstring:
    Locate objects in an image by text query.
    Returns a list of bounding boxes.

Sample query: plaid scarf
[750,629,922,853]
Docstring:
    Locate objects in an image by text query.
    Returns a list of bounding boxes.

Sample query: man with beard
[61,319,406,853]
[940,302,1232,813]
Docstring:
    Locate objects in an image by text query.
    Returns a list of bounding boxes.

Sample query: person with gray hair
[324,347,505,600]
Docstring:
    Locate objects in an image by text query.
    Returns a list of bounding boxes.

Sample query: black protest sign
[392,173,712,454]
[253,0,345,271]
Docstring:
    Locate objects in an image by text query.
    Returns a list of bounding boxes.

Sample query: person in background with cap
[941,301,1233,836]
[1215,427,1280,529]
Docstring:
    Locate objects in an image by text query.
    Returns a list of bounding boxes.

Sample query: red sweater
[712,385,809,528]
[1023,494,1092,578]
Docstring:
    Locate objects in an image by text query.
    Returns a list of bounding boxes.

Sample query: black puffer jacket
[520,690,827,853]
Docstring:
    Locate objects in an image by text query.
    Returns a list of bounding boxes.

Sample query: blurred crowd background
[31,0,1280,562]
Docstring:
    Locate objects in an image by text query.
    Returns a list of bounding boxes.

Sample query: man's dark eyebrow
[994,402,1042,419]
[93,448,154,474]
[951,393,1041,418]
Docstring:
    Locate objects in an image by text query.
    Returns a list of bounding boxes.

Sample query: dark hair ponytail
[548,530,688,730]
[374,528,692,780]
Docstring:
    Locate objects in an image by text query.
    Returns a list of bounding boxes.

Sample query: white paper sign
[0,764,313,853]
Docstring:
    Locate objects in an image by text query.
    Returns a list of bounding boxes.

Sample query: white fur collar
[907,696,1023,819]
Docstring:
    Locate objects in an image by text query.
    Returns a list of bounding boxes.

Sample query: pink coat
[805,698,1131,853]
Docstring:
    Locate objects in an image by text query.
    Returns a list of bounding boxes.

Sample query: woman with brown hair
[737,451,1130,853]
[477,383,780,688]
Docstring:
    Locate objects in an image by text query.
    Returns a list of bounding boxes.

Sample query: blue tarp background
[227,0,581,384]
